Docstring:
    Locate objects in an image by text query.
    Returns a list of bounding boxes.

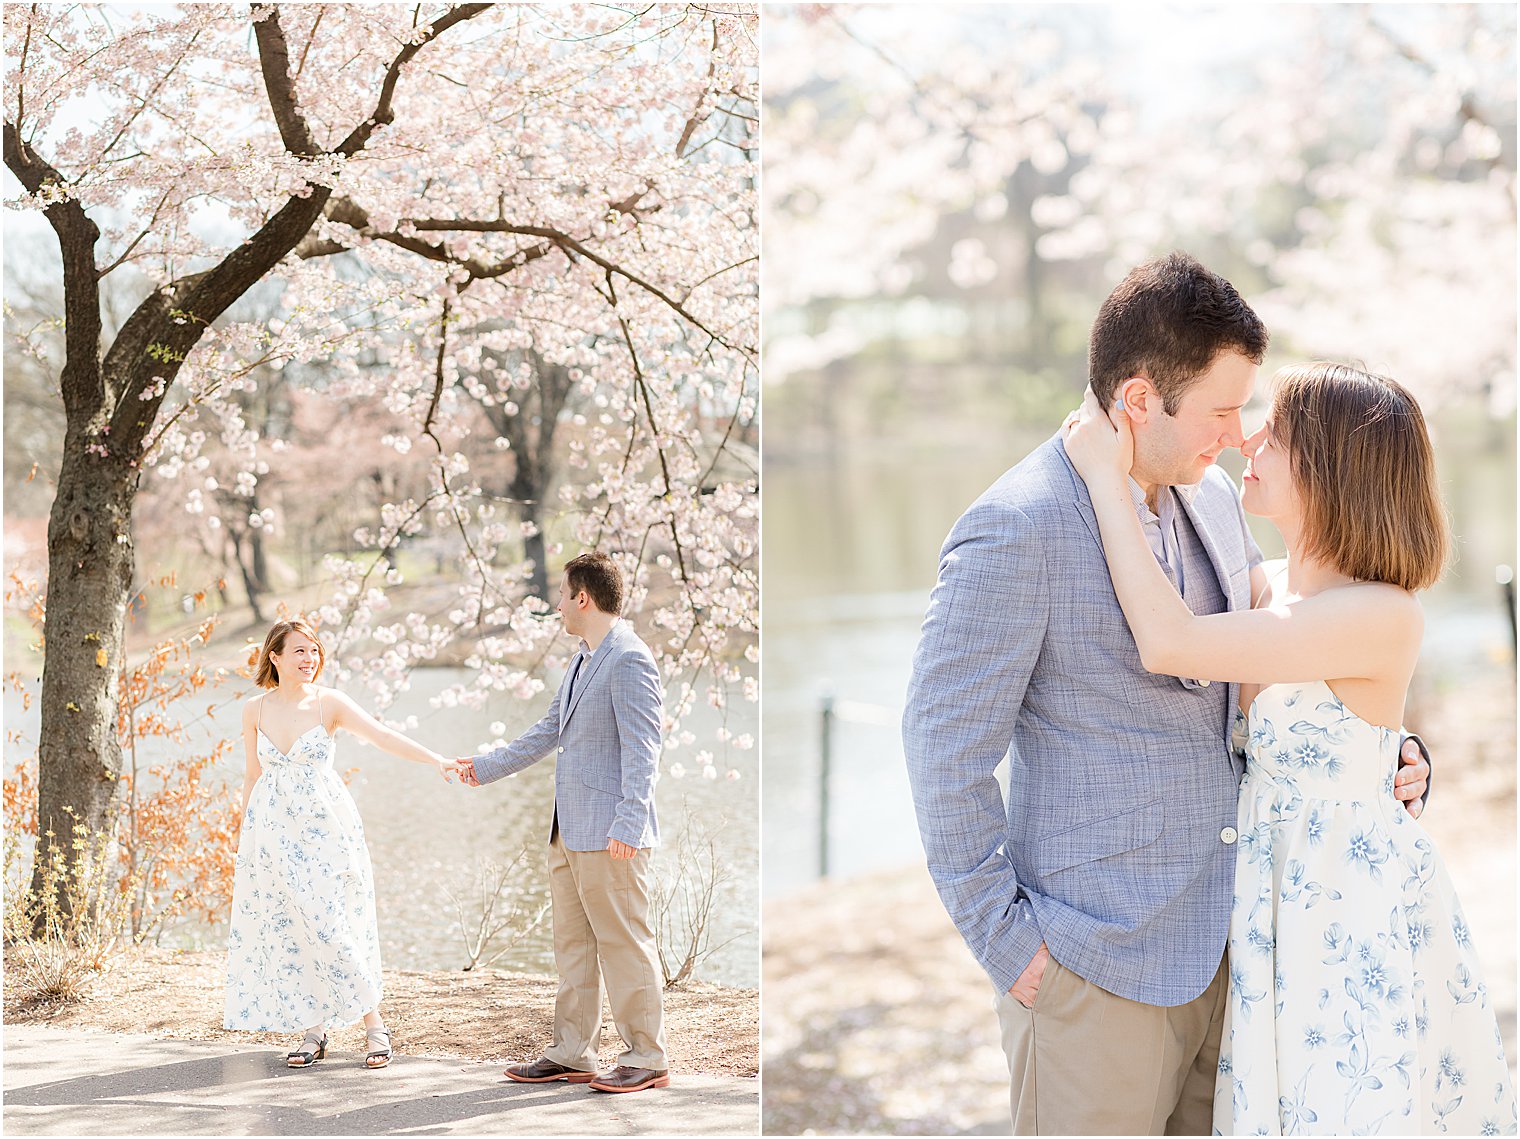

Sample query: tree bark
[35,448,135,861]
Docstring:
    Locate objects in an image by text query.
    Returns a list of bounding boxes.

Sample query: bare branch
[394,216,755,357]
[3,122,105,419]
[97,188,174,279]
[295,195,556,279]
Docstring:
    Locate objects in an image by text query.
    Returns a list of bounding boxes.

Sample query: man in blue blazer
[903,253,1430,1134]
[461,551,668,1094]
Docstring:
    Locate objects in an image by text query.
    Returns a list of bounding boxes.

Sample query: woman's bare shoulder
[1329,580,1424,639]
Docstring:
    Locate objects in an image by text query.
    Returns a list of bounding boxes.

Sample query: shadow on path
[4,1028,756,1136]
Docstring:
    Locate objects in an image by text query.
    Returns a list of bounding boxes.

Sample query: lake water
[763,427,1518,898]
[4,664,758,988]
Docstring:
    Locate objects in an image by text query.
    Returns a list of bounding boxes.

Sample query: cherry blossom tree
[5,3,758,891]
[765,4,1514,410]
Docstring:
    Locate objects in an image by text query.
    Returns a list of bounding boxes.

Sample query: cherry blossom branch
[16,8,33,134]
[294,9,324,79]
[393,217,756,359]
[106,7,493,457]
[419,295,510,621]
[1365,15,1509,185]
[335,3,493,158]
[98,32,199,162]
[295,198,751,369]
[681,254,757,301]
[252,7,321,156]
[295,196,556,279]
[328,490,449,656]
[674,20,719,160]
[696,388,752,489]
[609,275,690,588]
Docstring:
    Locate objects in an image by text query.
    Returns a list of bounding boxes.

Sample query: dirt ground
[762,672,1519,1136]
[4,947,758,1078]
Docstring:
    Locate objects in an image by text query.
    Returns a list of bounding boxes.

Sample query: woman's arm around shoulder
[1151,579,1423,687]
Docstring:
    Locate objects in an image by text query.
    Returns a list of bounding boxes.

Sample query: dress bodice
[257,724,335,771]
[1244,680,1400,801]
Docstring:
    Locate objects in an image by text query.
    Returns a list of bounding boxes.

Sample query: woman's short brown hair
[1271,362,1448,592]
[254,619,325,689]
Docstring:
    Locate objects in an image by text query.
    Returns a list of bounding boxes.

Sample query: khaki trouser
[994,953,1228,1136]
[540,832,667,1072]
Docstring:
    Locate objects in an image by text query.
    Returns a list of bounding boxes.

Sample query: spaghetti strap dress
[1215,680,1516,1135]
[224,691,383,1031]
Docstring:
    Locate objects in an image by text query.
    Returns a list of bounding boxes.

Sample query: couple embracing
[904,253,1515,1135]
[223,551,668,1094]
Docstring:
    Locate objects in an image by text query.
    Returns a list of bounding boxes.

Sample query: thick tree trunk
[249,525,269,595]
[515,486,550,601]
[488,348,573,603]
[227,525,267,624]
[31,443,136,906]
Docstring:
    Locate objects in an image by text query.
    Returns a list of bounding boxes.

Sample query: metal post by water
[819,692,834,878]
[1499,566,1516,658]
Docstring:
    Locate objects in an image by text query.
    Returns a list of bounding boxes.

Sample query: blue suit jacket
[903,435,1258,1006]
[473,622,662,851]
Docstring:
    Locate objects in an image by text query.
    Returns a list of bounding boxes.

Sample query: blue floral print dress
[1215,681,1515,1135]
[224,693,383,1032]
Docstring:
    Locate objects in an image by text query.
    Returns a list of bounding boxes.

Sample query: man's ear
[1118,376,1158,424]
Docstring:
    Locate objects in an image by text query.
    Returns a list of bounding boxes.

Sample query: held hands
[435,755,464,783]
[454,758,481,787]
[1062,387,1134,491]
[1395,739,1429,818]
[607,838,637,860]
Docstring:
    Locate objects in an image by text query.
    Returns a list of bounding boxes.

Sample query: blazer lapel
[1176,488,1239,609]
[562,623,621,727]
[558,652,583,724]
[1054,436,1105,550]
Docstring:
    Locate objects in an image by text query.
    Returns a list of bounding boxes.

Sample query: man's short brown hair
[1271,363,1448,592]
[1089,252,1269,414]
[564,551,625,615]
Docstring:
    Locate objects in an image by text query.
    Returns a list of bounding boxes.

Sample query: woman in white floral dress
[1067,363,1515,1135]
[224,619,462,1068]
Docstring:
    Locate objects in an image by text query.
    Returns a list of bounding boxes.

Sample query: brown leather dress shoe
[588,1065,671,1093]
[504,1057,597,1083]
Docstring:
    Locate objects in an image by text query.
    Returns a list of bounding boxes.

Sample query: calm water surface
[764,429,1517,899]
[5,665,758,987]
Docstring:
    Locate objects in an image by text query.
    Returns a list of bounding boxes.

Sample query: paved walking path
[3,1025,758,1136]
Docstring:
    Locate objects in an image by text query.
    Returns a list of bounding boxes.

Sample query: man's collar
[1127,476,1201,516]
[578,617,622,657]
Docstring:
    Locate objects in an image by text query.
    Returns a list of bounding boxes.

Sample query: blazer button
[1199,679,1211,687]
[558,746,565,754]
[1220,826,1238,844]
